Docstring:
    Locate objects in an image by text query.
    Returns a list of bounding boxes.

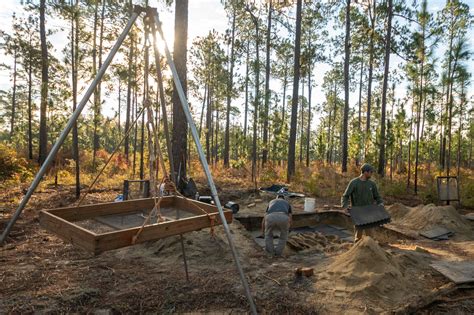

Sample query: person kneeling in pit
[263,193,292,257]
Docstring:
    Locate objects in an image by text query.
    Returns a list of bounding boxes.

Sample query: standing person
[341,163,384,242]
[263,193,292,257]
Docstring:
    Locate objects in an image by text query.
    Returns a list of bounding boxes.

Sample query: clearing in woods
[1,182,474,313]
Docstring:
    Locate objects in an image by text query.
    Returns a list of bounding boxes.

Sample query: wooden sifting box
[39,196,232,255]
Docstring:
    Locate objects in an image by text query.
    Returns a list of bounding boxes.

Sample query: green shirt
[341,177,383,208]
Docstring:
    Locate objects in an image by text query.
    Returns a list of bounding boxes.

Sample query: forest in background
[0,0,473,206]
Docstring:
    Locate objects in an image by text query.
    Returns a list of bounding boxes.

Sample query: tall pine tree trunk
[199,84,207,137]
[96,0,105,152]
[414,32,425,194]
[246,7,260,183]
[132,85,138,177]
[91,0,99,169]
[172,0,189,183]
[407,95,415,189]
[39,0,49,165]
[139,109,145,179]
[281,57,288,122]
[252,23,259,182]
[365,0,376,158]
[118,77,121,134]
[456,81,465,177]
[306,68,312,167]
[215,105,219,164]
[27,41,33,160]
[447,50,461,178]
[10,47,17,139]
[468,116,472,169]
[341,0,351,173]
[358,46,364,130]
[262,0,273,167]
[124,31,133,162]
[377,0,392,177]
[287,0,302,182]
[71,0,80,198]
[224,9,236,167]
[442,11,455,173]
[244,40,249,139]
[206,82,212,163]
[439,81,445,167]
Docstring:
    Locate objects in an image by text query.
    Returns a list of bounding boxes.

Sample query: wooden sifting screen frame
[39,195,232,255]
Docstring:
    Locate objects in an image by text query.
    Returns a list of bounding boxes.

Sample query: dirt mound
[387,203,411,220]
[398,204,473,238]
[315,236,431,310]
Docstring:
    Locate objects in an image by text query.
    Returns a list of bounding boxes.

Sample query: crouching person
[263,194,292,257]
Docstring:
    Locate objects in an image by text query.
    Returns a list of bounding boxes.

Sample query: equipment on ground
[224,201,240,214]
[259,184,305,198]
[198,195,214,204]
[420,226,454,241]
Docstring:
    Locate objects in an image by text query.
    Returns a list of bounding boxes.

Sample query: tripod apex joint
[133,4,147,14]
[145,6,158,16]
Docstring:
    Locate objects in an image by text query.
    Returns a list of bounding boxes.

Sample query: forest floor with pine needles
[1,170,474,313]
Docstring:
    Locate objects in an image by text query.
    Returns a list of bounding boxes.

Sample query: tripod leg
[1,6,144,245]
[150,9,257,315]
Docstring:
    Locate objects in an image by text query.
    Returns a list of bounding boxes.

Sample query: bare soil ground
[1,184,474,313]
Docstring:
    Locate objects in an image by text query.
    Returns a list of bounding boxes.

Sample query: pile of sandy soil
[386,202,411,220]
[401,204,471,231]
[391,204,473,239]
[313,236,434,311]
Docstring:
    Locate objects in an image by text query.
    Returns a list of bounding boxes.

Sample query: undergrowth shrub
[462,180,474,208]
[379,179,406,197]
[0,144,33,183]
[260,164,279,184]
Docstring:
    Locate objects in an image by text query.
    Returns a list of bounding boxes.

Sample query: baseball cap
[361,163,374,173]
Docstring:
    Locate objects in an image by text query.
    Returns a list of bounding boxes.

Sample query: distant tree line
[0,0,472,196]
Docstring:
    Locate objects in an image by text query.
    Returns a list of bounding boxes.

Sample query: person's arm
[341,180,354,209]
[372,182,384,205]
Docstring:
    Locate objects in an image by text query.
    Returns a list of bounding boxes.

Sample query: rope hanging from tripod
[132,14,216,243]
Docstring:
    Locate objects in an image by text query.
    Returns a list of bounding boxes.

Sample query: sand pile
[398,204,473,238]
[386,203,411,220]
[316,236,428,309]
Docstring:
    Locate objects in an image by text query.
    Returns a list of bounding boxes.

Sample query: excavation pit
[235,209,415,253]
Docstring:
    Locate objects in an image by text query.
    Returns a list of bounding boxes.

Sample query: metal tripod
[0,5,257,314]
